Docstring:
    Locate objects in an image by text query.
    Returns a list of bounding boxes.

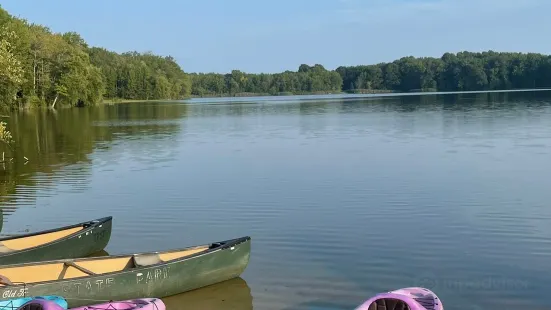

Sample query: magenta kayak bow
[355,287,443,310]
[70,298,165,310]
[17,298,165,310]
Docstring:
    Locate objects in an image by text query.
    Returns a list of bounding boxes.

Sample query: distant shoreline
[188,88,551,100]
[100,88,551,105]
[189,89,394,99]
[100,98,166,104]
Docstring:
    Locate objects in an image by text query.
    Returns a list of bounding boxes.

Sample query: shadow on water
[281,300,358,310]
[0,102,187,211]
[162,277,252,310]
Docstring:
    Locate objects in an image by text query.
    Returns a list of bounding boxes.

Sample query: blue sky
[1,0,548,73]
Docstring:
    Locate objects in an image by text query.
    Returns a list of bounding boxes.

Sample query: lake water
[2,91,551,310]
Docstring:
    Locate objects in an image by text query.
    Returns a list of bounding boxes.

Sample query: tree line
[0,6,191,109]
[337,52,551,93]
[192,52,551,97]
[190,64,343,97]
[3,4,551,109]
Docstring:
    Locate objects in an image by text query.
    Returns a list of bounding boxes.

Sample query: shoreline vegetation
[2,4,551,110]
[189,53,551,99]
[0,6,191,111]
[188,89,395,99]
[100,98,168,105]
[104,88,551,103]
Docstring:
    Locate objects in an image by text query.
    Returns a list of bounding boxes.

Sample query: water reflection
[0,102,187,227]
[182,91,551,119]
[0,91,550,310]
[162,278,252,310]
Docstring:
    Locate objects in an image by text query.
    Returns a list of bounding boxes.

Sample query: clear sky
[1,0,548,74]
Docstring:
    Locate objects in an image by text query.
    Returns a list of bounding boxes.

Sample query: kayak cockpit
[367,298,410,310]
[0,227,84,253]
[0,245,210,285]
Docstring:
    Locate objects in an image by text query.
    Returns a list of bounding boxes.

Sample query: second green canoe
[0,236,251,307]
[0,216,112,265]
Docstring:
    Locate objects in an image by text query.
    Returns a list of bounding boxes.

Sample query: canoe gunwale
[0,217,112,242]
[0,236,251,287]
[0,217,112,257]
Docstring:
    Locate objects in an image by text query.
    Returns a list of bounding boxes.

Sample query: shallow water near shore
[1,91,551,309]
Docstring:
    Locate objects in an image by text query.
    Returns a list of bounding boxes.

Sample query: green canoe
[0,217,112,265]
[0,236,251,307]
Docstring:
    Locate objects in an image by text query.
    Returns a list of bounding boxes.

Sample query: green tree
[0,26,24,106]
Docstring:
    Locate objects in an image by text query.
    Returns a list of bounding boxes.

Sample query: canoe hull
[0,237,250,308]
[0,217,112,265]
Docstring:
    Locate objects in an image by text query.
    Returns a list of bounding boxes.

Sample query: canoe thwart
[64,261,97,276]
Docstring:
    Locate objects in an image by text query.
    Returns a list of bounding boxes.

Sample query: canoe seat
[133,253,163,267]
[0,243,14,253]
[0,274,13,286]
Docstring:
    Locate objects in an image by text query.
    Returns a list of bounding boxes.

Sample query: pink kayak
[17,298,165,310]
[355,287,443,310]
[70,298,165,310]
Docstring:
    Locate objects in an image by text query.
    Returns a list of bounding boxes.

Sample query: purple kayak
[70,298,165,310]
[355,287,443,310]
[18,298,65,310]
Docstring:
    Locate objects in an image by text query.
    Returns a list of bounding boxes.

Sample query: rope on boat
[0,300,16,310]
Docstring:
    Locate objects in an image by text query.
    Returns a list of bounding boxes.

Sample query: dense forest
[191,52,551,97]
[0,6,191,109]
[3,4,551,108]
[190,65,343,97]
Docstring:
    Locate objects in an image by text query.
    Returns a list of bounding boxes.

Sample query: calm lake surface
[2,91,551,309]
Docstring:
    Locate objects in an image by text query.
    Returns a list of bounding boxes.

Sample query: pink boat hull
[70,298,165,310]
